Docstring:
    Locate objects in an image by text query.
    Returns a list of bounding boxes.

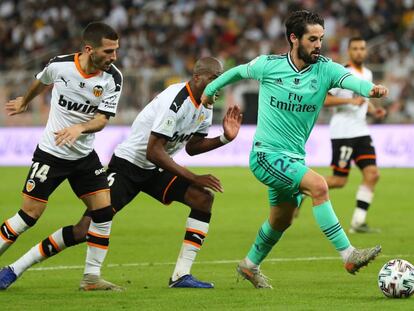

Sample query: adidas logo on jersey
[58,95,98,114]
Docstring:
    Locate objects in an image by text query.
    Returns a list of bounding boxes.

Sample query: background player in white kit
[324,37,386,233]
[0,57,243,289]
[0,22,123,290]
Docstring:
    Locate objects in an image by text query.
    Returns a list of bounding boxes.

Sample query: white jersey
[115,82,212,169]
[328,65,372,139]
[36,53,123,160]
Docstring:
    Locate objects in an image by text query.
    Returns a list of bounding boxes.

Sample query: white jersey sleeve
[36,57,62,84]
[97,65,123,117]
[151,96,181,138]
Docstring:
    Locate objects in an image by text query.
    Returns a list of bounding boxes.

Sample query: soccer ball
[378,259,414,298]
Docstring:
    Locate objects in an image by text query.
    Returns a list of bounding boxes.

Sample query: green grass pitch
[0,166,413,310]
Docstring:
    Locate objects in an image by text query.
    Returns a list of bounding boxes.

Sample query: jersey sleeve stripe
[338,73,352,88]
[47,54,75,65]
[193,132,208,137]
[96,109,115,117]
[150,131,171,139]
[105,64,123,92]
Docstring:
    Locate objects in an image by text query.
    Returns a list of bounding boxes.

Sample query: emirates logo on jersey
[93,85,104,97]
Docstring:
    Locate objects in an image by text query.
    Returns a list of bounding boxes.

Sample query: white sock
[84,220,111,276]
[244,256,259,269]
[171,217,209,281]
[10,228,67,276]
[0,213,32,255]
[352,185,373,227]
[339,245,355,262]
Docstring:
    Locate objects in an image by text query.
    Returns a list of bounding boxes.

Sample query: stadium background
[0,2,413,310]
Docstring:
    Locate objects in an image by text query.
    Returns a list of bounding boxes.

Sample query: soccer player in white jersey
[0,57,243,289]
[324,37,386,233]
[0,22,123,291]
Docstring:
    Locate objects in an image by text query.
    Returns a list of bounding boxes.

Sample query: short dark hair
[82,22,118,48]
[285,10,324,47]
[348,36,366,48]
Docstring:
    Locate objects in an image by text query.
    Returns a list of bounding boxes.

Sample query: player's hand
[369,85,388,98]
[373,106,387,120]
[351,97,365,106]
[223,105,243,142]
[54,124,84,147]
[193,174,223,193]
[5,97,28,116]
[201,92,215,109]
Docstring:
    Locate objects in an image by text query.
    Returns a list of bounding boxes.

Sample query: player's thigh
[22,156,70,208]
[68,150,110,209]
[250,151,308,206]
[353,136,377,170]
[330,138,353,177]
[143,170,190,206]
[105,156,146,213]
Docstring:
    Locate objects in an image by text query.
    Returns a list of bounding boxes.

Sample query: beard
[91,53,112,71]
[298,43,320,64]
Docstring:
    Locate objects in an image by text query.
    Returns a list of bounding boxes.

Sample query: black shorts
[331,135,377,176]
[22,146,109,203]
[107,155,190,213]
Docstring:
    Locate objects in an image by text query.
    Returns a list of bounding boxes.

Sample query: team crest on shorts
[26,179,36,192]
[339,160,347,168]
[93,85,104,97]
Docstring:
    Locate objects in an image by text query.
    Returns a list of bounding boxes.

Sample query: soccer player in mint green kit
[202,10,388,289]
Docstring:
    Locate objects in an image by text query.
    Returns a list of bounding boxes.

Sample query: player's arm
[5,79,48,116]
[54,112,109,147]
[146,134,223,192]
[367,101,387,119]
[202,55,266,108]
[324,94,365,107]
[328,62,388,98]
[186,105,242,155]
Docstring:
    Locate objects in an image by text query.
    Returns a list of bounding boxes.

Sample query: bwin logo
[58,95,98,113]
[95,167,106,175]
[169,131,194,143]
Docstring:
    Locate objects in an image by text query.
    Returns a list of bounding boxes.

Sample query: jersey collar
[185,82,201,108]
[287,52,312,74]
[75,53,101,79]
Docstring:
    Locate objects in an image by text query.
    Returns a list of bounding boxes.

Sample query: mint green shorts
[249,151,309,207]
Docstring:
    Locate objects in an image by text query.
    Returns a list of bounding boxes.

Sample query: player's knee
[366,169,380,184]
[194,190,214,213]
[310,178,329,199]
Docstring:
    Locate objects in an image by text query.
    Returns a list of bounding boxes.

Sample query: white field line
[27,254,414,272]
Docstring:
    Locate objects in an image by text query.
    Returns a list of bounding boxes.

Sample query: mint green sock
[247,220,283,265]
[313,200,350,251]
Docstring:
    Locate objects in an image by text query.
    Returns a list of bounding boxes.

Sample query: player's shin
[246,220,283,266]
[10,225,79,276]
[312,200,354,261]
[171,209,210,281]
[0,210,37,255]
[84,206,113,276]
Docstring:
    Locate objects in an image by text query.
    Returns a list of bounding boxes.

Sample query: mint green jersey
[205,53,374,158]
